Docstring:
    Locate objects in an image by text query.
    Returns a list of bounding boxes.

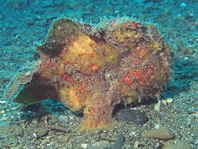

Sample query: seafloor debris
[5,16,172,130]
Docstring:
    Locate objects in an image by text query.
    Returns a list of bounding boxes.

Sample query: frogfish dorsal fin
[36,18,82,57]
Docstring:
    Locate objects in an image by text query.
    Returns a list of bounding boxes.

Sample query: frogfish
[4,17,171,130]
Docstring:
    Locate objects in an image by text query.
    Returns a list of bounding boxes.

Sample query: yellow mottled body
[12,17,171,130]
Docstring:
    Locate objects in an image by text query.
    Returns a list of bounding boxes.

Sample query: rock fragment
[0,121,11,133]
[88,141,111,149]
[34,127,49,138]
[113,134,125,149]
[142,127,174,140]
[114,108,148,125]
[164,140,192,149]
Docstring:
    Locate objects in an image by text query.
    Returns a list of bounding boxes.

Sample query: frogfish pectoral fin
[13,74,59,105]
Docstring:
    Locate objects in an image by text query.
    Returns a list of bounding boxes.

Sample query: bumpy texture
[11,17,171,129]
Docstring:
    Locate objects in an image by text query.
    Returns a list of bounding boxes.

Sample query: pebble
[114,108,148,125]
[180,2,187,7]
[48,125,70,133]
[31,117,39,125]
[164,140,192,149]
[88,141,111,149]
[100,132,107,138]
[57,136,69,143]
[133,141,139,148]
[57,115,68,122]
[81,143,88,148]
[154,100,161,111]
[0,121,11,133]
[154,123,163,129]
[142,127,174,140]
[0,101,7,104]
[0,110,5,114]
[35,127,49,138]
[0,117,9,121]
[166,98,174,104]
[113,134,125,149]
[12,125,24,137]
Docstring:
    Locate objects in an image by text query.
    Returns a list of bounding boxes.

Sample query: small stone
[114,10,120,14]
[113,135,125,149]
[164,140,192,149]
[31,117,39,125]
[134,141,139,148]
[12,125,24,137]
[0,101,7,104]
[48,125,70,133]
[154,123,163,129]
[35,127,49,138]
[0,121,11,133]
[88,141,111,149]
[142,127,174,140]
[166,98,173,104]
[0,117,9,121]
[130,126,137,131]
[180,2,187,7]
[154,100,161,111]
[100,132,107,138]
[114,108,148,125]
[0,110,5,114]
[69,115,75,120]
[40,138,51,146]
[57,136,69,143]
[81,143,88,148]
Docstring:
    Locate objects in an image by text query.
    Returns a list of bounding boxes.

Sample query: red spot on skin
[104,88,108,91]
[125,74,133,84]
[90,112,95,117]
[76,87,86,96]
[137,48,143,53]
[133,71,143,80]
[89,43,94,46]
[45,65,51,68]
[134,59,142,65]
[150,74,155,78]
[134,22,141,27]
[91,65,98,71]
[65,60,70,64]
[51,65,57,71]
[63,74,74,82]
[84,113,89,119]
[125,69,154,87]
[125,77,132,84]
